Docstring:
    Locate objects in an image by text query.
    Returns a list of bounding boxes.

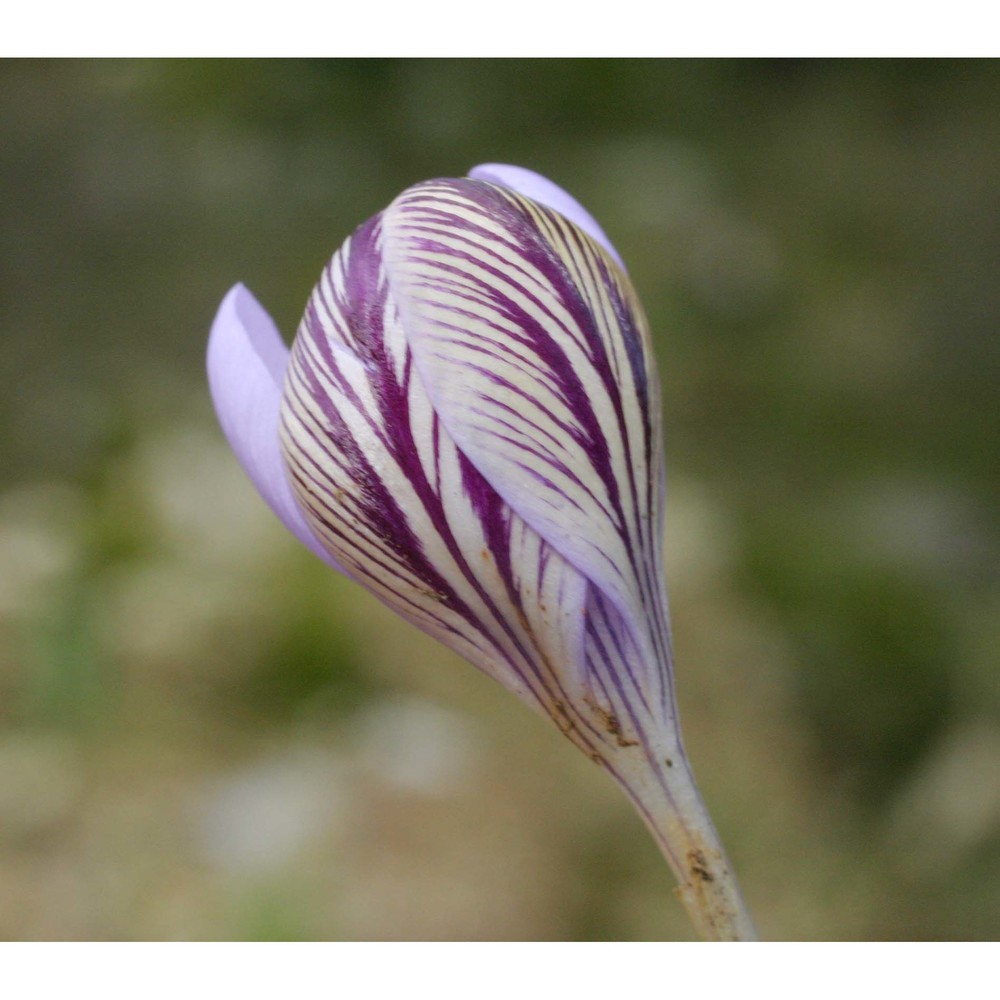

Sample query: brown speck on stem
[687,848,714,883]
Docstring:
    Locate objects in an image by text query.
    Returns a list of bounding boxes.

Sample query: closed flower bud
[208,164,755,940]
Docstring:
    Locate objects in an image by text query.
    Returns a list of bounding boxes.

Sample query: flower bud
[208,165,756,939]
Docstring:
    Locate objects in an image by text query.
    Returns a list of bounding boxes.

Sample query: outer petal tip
[468,162,625,269]
[207,284,342,570]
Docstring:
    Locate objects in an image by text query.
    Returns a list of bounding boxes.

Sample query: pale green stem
[612,743,758,941]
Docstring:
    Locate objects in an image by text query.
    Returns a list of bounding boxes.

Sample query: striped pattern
[279,178,679,765]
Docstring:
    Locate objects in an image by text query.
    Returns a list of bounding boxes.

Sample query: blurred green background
[1,59,997,940]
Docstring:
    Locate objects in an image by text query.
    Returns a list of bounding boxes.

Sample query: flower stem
[614,745,758,941]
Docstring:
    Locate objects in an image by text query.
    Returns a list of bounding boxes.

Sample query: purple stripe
[471,400,575,456]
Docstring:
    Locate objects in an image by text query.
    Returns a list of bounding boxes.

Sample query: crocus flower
[207,163,756,940]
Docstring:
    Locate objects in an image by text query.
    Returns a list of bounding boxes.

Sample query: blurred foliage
[0,59,998,940]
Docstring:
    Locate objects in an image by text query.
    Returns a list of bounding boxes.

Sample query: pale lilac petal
[207,283,342,570]
[468,162,625,270]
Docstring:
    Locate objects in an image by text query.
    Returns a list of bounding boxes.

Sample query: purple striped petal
[382,179,671,712]
[280,177,675,751]
[468,163,625,270]
[206,284,343,570]
[278,215,596,726]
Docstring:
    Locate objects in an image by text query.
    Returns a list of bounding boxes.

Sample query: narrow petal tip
[468,162,625,269]
[207,284,343,570]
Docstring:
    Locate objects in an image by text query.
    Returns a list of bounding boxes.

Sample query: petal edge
[468,163,625,270]
[207,283,342,570]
